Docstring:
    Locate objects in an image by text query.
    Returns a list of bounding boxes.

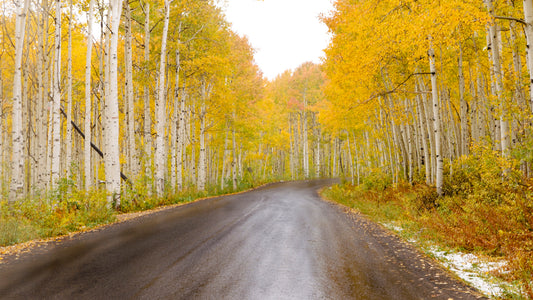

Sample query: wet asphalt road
[0,180,485,299]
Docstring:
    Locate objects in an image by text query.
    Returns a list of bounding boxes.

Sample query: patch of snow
[429,248,512,297]
[381,222,403,232]
[383,222,519,298]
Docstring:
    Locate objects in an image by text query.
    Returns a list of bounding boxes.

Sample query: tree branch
[59,107,132,185]
[495,15,527,26]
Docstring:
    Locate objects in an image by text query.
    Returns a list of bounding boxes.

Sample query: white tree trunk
[198,105,207,191]
[0,71,3,194]
[177,86,186,190]
[142,2,152,187]
[315,125,321,178]
[10,0,30,200]
[104,0,123,206]
[221,125,228,190]
[125,0,136,177]
[458,45,469,157]
[84,0,94,189]
[232,111,237,190]
[172,35,182,191]
[416,87,431,185]
[429,42,443,196]
[154,0,170,196]
[66,0,73,178]
[486,0,510,158]
[36,0,48,191]
[289,116,295,179]
[524,0,533,112]
[302,106,309,178]
[50,0,62,188]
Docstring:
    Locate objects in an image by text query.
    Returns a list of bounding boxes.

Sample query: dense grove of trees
[321,0,533,194]
[0,0,339,207]
[4,0,533,207]
[0,0,267,205]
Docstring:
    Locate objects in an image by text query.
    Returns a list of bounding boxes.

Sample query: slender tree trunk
[65,0,73,178]
[485,0,510,157]
[524,0,533,112]
[23,62,29,195]
[458,44,469,157]
[50,0,62,188]
[221,123,228,190]
[10,0,30,200]
[125,0,136,177]
[232,111,237,190]
[315,125,321,178]
[416,87,431,185]
[84,0,94,189]
[429,41,443,196]
[36,0,48,191]
[104,0,123,206]
[418,77,435,183]
[0,70,3,194]
[198,108,207,191]
[302,94,309,178]
[177,85,186,190]
[289,115,295,179]
[154,0,170,196]
[405,102,413,184]
[142,2,152,186]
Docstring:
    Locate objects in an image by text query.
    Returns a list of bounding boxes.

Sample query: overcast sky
[220,0,334,80]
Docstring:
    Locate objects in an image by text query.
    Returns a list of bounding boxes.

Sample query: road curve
[0,180,485,299]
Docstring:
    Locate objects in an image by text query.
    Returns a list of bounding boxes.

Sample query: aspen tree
[125,0,136,177]
[172,20,187,191]
[428,42,443,196]
[302,94,309,178]
[405,99,414,184]
[50,0,62,188]
[485,0,510,158]
[66,0,73,178]
[416,85,431,184]
[315,125,321,178]
[221,123,229,190]
[104,0,123,206]
[177,84,186,191]
[36,0,49,191]
[289,116,295,179]
[171,48,180,191]
[197,81,211,191]
[458,44,469,157]
[232,111,237,190]
[524,0,533,112]
[0,70,3,191]
[155,0,171,196]
[85,0,94,189]
[142,2,152,184]
[22,62,29,195]
[10,0,30,200]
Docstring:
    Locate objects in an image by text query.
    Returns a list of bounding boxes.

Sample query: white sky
[220,0,334,80]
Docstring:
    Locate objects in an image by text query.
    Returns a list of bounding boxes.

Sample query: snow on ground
[428,248,511,297]
[382,222,520,298]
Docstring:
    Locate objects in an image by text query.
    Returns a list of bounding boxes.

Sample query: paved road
[0,180,485,299]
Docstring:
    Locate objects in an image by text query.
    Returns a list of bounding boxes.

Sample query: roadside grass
[0,174,271,248]
[322,172,532,299]
[1,180,115,247]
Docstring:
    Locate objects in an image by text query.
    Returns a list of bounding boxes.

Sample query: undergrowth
[0,174,268,248]
[323,145,533,299]
[0,179,115,246]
